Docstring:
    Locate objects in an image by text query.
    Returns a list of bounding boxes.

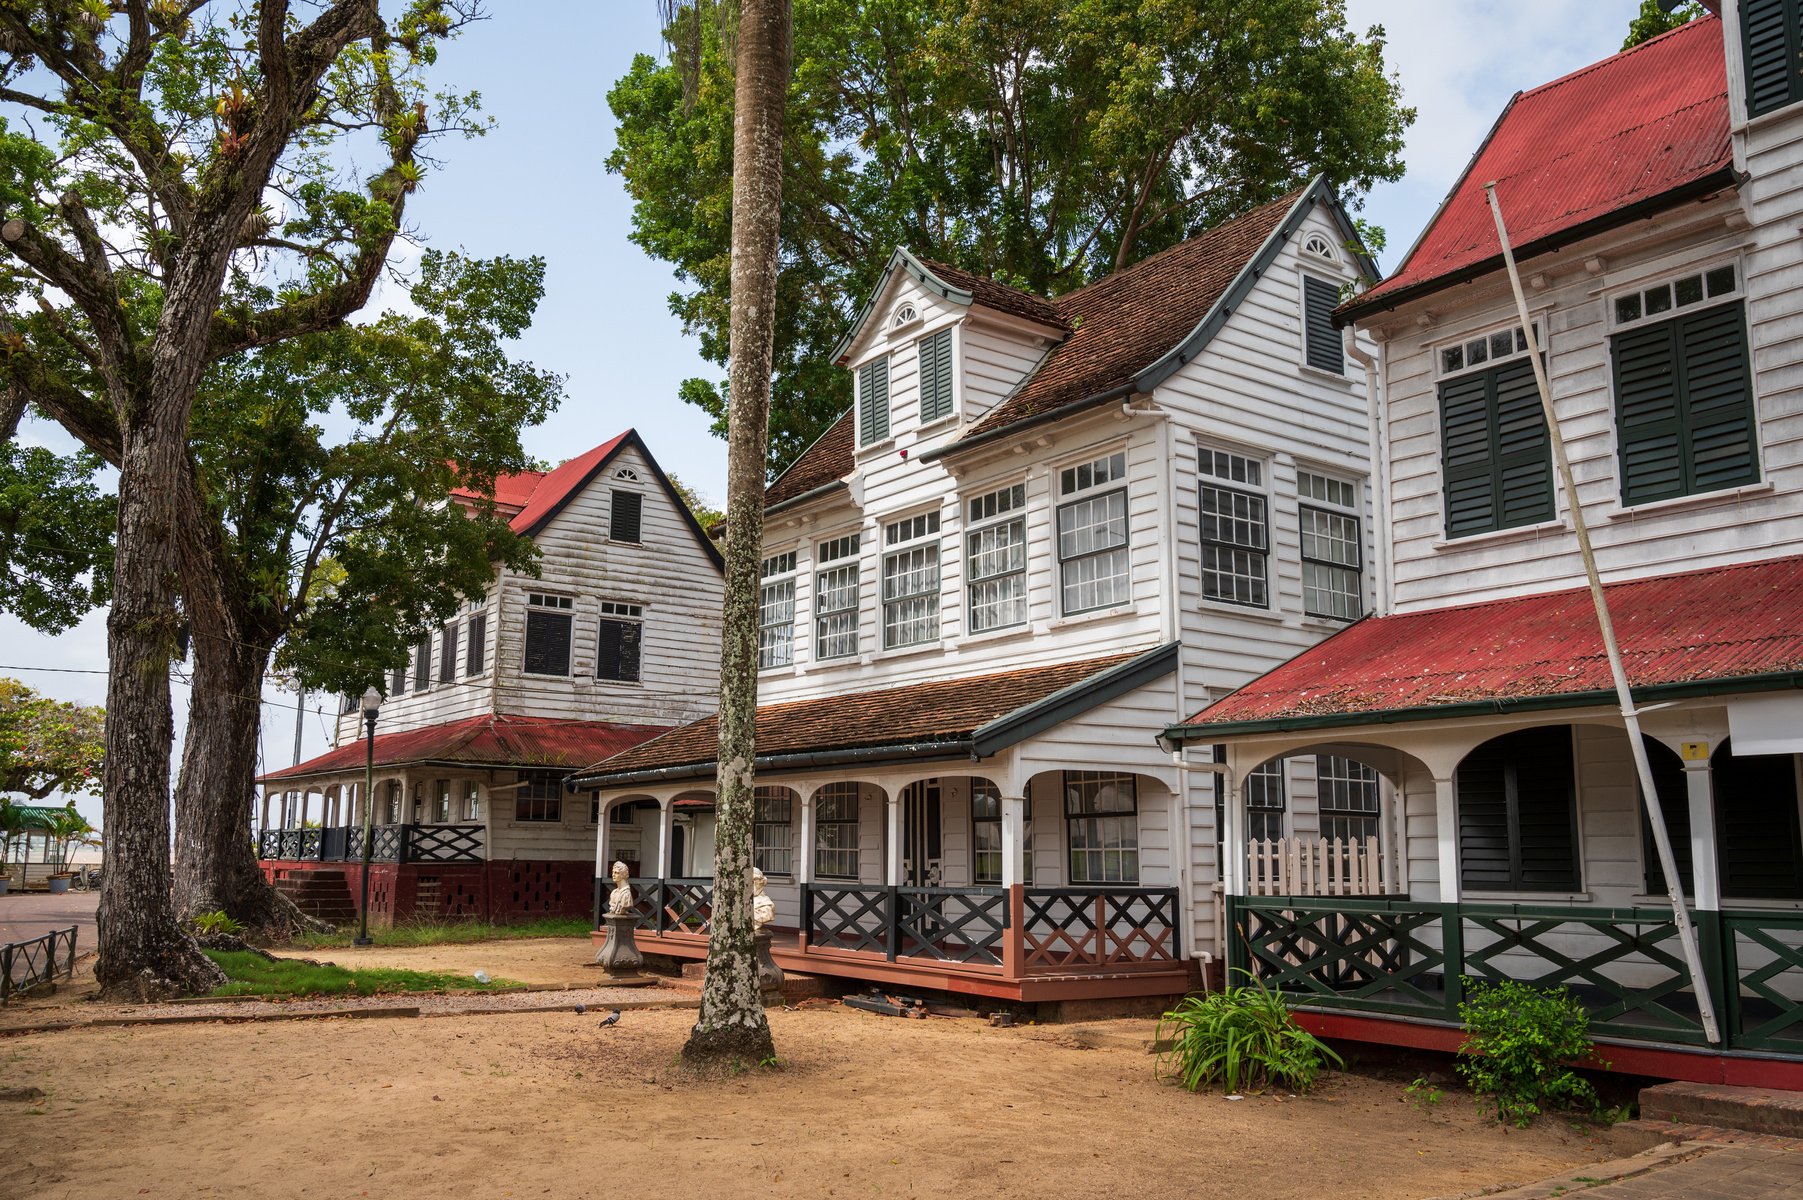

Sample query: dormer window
[918,328,954,423]
[1303,232,1338,261]
[892,302,919,328]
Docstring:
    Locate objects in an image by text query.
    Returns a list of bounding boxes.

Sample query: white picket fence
[1245,836,1387,897]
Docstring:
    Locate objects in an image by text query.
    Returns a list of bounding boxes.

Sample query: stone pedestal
[754,929,785,1006]
[595,912,646,979]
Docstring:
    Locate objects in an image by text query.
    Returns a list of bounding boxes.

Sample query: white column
[1433,776,1461,904]
[884,790,903,886]
[1220,774,1244,895]
[797,787,816,885]
[594,795,611,878]
[653,797,676,880]
[1000,794,1026,888]
[1684,761,1720,912]
[260,790,273,834]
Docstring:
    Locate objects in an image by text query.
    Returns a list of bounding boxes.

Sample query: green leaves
[609,0,1414,474]
[0,679,106,802]
[1154,971,1343,1094]
[0,441,113,634]
[1456,980,1604,1127]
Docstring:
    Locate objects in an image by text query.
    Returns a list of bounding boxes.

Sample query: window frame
[965,482,1029,634]
[1316,754,1381,844]
[1435,341,1556,539]
[514,770,564,824]
[608,488,643,544]
[758,551,798,671]
[1198,447,1271,609]
[1297,469,1364,621]
[813,783,861,880]
[596,600,645,683]
[753,787,794,878]
[813,535,861,661]
[1063,771,1139,885]
[881,511,942,650]
[1244,760,1287,843]
[522,592,575,677]
[1456,727,1582,895]
[1056,449,1131,616]
[970,781,1032,887]
[1301,272,1345,375]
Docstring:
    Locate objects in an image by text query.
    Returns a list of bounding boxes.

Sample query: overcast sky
[3,1,1659,827]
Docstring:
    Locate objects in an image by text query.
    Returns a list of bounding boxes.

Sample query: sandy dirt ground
[0,1004,1620,1200]
[270,935,620,989]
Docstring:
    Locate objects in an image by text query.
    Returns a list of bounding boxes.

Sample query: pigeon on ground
[598,1009,621,1027]
[572,1003,587,1015]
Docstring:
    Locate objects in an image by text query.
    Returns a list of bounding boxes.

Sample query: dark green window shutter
[523,611,572,676]
[918,329,954,422]
[859,358,890,445]
[1458,727,1580,893]
[465,612,487,675]
[1612,301,1757,506]
[439,621,458,684]
[1641,739,1694,896]
[1303,276,1344,374]
[1714,743,1803,900]
[596,618,642,683]
[609,490,642,543]
[1439,358,1552,537]
[1743,0,1801,119]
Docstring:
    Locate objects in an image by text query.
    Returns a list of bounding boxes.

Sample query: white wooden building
[1172,7,1803,1085]
[575,178,1385,1004]
[257,429,725,925]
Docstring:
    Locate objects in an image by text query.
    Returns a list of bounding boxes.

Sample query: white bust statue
[751,867,776,932]
[605,861,635,916]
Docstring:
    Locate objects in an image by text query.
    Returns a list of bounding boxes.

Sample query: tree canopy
[1624,1,1707,49]
[0,678,104,801]
[609,0,1413,473]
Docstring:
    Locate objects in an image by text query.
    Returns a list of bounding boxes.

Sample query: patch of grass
[289,915,591,951]
[203,950,519,998]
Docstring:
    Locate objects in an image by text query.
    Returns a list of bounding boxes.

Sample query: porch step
[1639,1082,1803,1139]
[274,871,357,925]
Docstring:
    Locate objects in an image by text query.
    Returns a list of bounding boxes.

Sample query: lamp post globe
[354,687,383,946]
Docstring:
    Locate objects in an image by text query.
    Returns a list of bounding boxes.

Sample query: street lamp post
[354,686,382,947]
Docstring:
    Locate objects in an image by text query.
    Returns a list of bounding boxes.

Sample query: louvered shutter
[1613,320,1684,504]
[1440,359,1552,537]
[439,622,458,683]
[1440,373,1499,536]
[523,611,572,675]
[412,640,431,690]
[1303,276,1344,374]
[609,490,643,543]
[1457,744,1514,890]
[1492,360,1555,528]
[465,613,487,675]
[1641,742,1694,896]
[918,329,954,422]
[1458,727,1579,893]
[859,358,890,445]
[596,618,642,682]
[1678,303,1758,494]
[389,665,406,698]
[1743,0,1799,118]
[1715,745,1803,900]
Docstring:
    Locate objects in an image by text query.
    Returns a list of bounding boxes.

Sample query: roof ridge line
[1516,13,1718,101]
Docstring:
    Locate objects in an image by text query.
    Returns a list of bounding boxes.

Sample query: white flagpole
[1483,182,1719,1044]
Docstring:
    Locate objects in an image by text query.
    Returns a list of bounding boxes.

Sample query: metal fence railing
[1,925,79,1004]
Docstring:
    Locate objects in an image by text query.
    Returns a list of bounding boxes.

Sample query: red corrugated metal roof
[257,714,668,784]
[1350,17,1731,314]
[1181,555,1803,730]
[448,432,630,534]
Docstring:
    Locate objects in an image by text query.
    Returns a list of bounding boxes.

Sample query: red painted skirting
[1293,1009,1803,1091]
[259,858,594,926]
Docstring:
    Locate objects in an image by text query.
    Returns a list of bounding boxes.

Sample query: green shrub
[1456,979,1602,1127]
[1155,972,1343,1094]
[191,910,245,937]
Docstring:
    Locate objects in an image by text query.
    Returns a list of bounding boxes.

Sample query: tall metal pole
[1483,182,1720,1044]
[355,690,379,947]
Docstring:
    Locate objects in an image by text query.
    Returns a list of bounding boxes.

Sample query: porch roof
[1168,555,1803,738]
[570,641,1179,788]
[257,714,669,786]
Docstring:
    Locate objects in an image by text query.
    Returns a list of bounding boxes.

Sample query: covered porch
[572,646,1197,1002]
[1167,559,1803,1086]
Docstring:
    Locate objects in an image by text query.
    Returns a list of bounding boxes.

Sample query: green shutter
[1457,727,1579,893]
[1439,358,1552,537]
[918,329,954,423]
[1714,744,1803,900]
[859,358,890,445]
[1743,0,1799,119]
[1492,360,1555,528]
[1440,373,1497,536]
[1303,276,1344,374]
[1457,746,1514,890]
[1613,301,1757,506]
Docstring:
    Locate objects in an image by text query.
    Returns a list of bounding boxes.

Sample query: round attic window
[1303,232,1338,261]
[613,467,640,482]
[892,302,920,327]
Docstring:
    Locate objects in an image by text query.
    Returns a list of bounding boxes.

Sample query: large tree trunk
[682,0,791,1068]
[94,429,225,1001]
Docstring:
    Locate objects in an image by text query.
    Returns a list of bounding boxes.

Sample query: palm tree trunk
[682,0,791,1067]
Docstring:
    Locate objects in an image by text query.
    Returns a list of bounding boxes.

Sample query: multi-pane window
[434,780,452,824]
[462,782,481,821]
[1057,451,1130,614]
[412,638,431,690]
[1302,275,1344,374]
[814,535,860,660]
[1610,265,1758,506]
[1437,323,1554,537]
[1743,0,1803,118]
[1065,771,1138,884]
[466,599,488,676]
[917,328,955,423]
[858,356,891,446]
[971,781,1032,886]
[758,551,797,670]
[1245,760,1286,842]
[385,781,402,825]
[1199,449,1269,607]
[439,620,459,684]
[389,664,406,698]
[609,489,643,543]
[814,782,861,879]
[754,787,794,877]
[967,483,1027,633]
[1298,470,1362,620]
[515,770,563,823]
[1317,755,1380,843]
[882,512,940,649]
[597,601,643,682]
[523,592,573,676]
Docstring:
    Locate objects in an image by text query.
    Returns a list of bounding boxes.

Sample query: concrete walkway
[0,890,98,946]
[1471,1132,1802,1199]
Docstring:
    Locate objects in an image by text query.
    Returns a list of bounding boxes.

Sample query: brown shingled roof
[572,648,1157,784]
[765,407,855,509]
[911,255,1070,331]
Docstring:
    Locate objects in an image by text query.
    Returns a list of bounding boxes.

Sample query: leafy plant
[1155,972,1343,1094]
[1404,1077,1445,1110]
[1456,980,1603,1128]
[192,912,245,938]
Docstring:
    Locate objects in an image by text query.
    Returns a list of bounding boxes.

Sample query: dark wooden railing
[1020,887,1183,973]
[1,925,78,1004]
[1230,896,1803,1054]
[258,824,484,864]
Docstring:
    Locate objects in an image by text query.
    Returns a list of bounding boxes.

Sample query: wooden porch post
[797,786,816,887]
[1433,776,1461,903]
[1684,761,1721,913]
[653,796,676,880]
[1001,793,1027,980]
[884,791,903,886]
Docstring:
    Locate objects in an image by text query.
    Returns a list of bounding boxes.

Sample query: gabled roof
[1342,17,1733,323]
[830,246,1069,366]
[257,714,669,785]
[453,429,724,569]
[570,642,1179,787]
[767,178,1372,507]
[1167,555,1803,739]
